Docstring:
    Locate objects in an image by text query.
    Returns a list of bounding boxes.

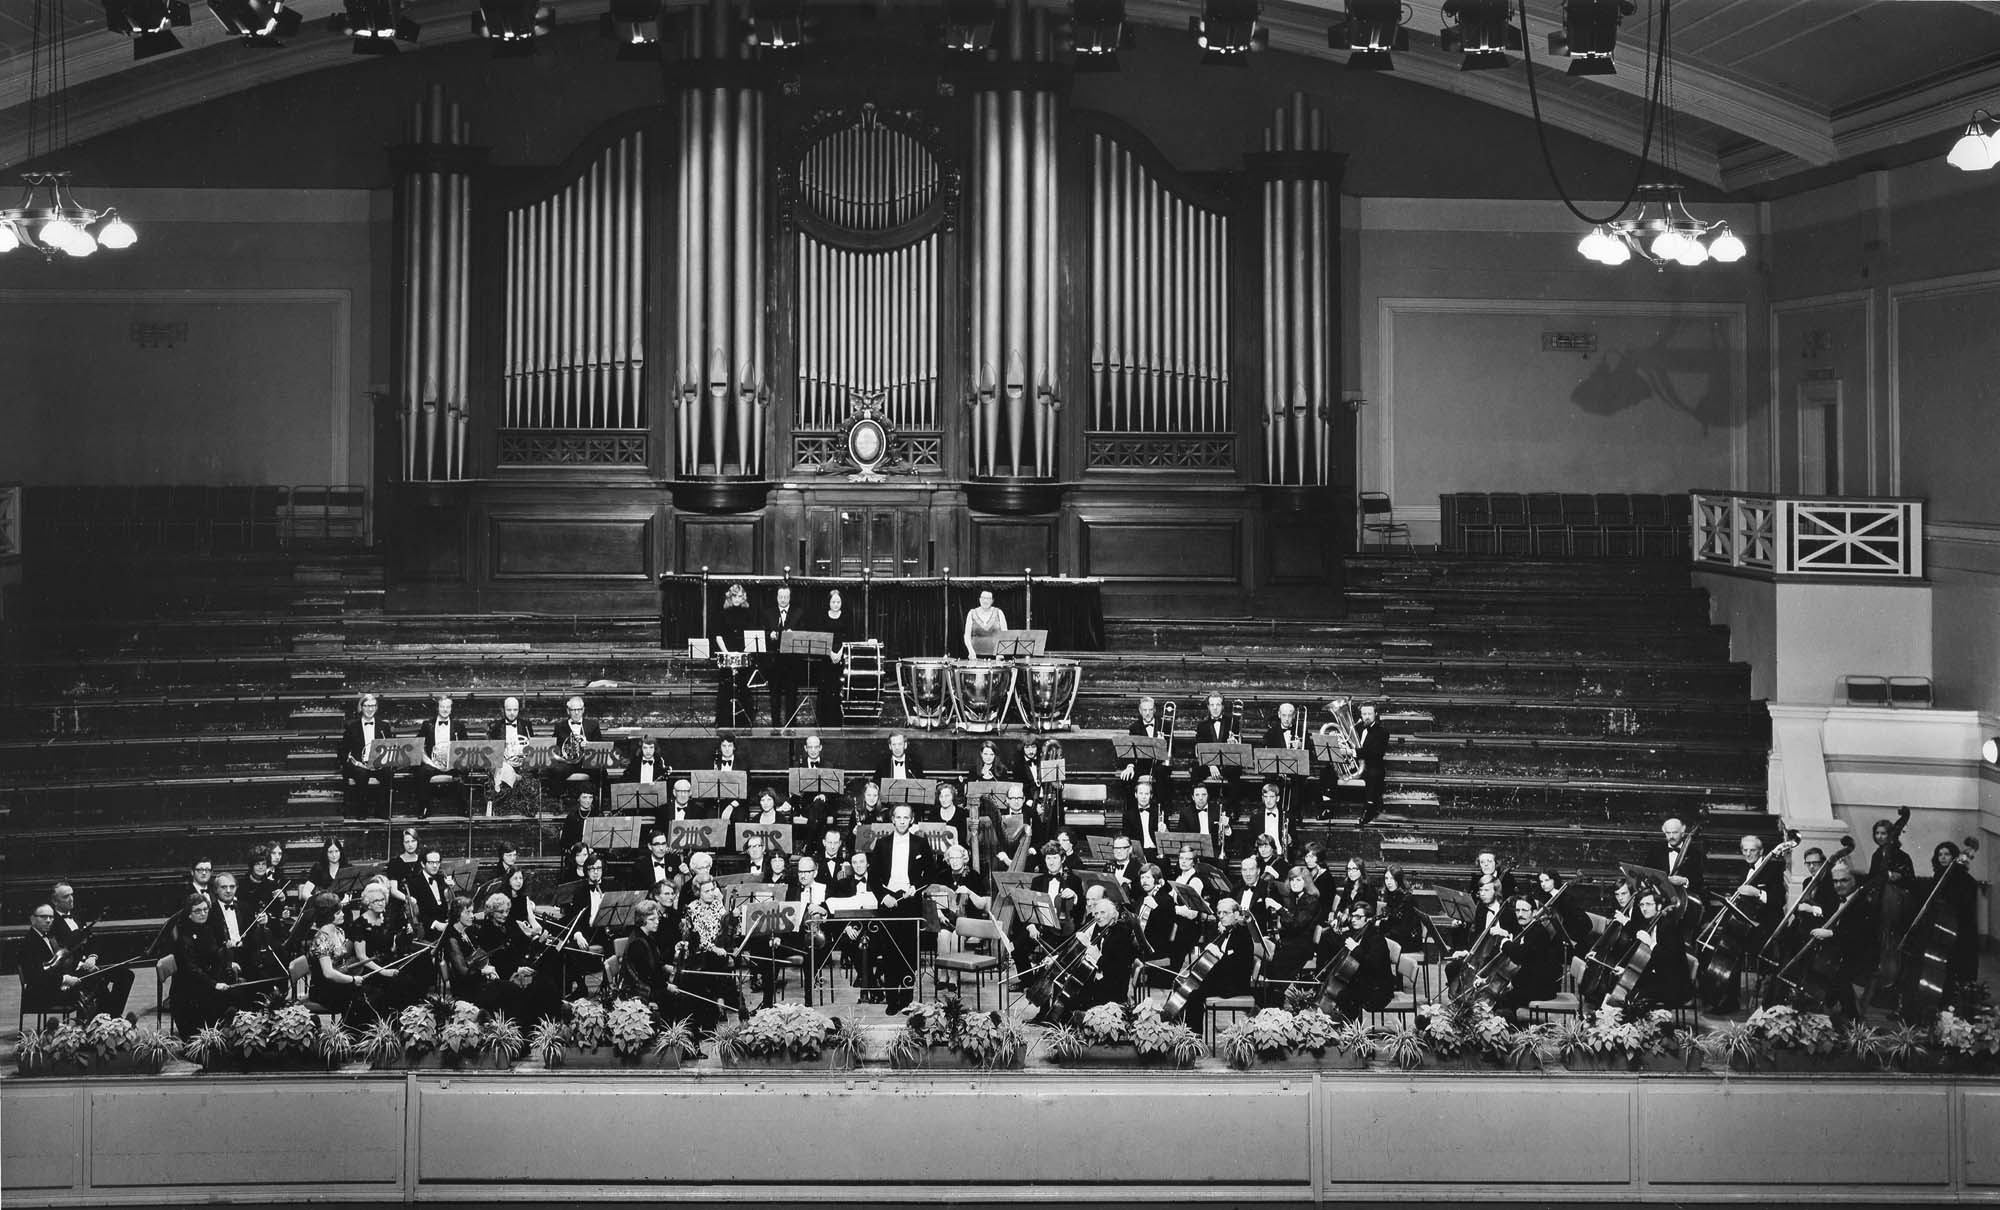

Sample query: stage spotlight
[1547,0,1634,75]
[208,0,303,45]
[329,0,419,53]
[936,0,998,53]
[1984,736,1999,765]
[1439,0,1520,70]
[1328,0,1407,71]
[1067,0,1133,71]
[744,0,813,50]
[1190,0,1266,66]
[103,0,191,60]
[601,0,663,59]
[472,0,554,55]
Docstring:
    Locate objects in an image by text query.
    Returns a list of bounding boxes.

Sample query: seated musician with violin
[1321,903,1396,1021]
[1163,897,1256,1026]
[468,893,536,1021]
[617,898,675,1006]
[560,855,615,997]
[676,876,747,1032]
[1135,863,1183,983]
[208,873,283,990]
[1489,894,1566,1022]
[47,883,136,1017]
[348,881,431,1015]
[172,893,257,1036]
[442,896,505,1013]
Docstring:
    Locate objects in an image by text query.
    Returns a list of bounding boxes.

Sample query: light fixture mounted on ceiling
[1519,0,1746,270]
[1439,0,1521,72]
[1067,0,1133,71]
[1328,0,1408,71]
[4,1,137,259]
[102,0,192,60]
[1946,108,1998,171]
[472,0,554,55]
[937,0,1000,53]
[1548,0,1634,76]
[329,0,420,53]
[1191,0,1267,66]
[601,0,663,59]
[207,0,303,45]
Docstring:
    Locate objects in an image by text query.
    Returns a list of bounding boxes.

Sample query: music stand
[611,783,665,818]
[789,768,845,798]
[440,858,480,897]
[1429,885,1477,932]
[965,780,1011,808]
[1084,835,1124,865]
[329,861,388,898]
[1007,888,1061,930]
[688,638,712,660]
[691,770,748,802]
[583,815,645,851]
[994,630,1047,658]
[593,891,648,931]
[1194,743,1253,774]
[882,777,939,809]
[913,821,958,851]
[1253,748,1311,779]
[736,822,793,854]
[1620,862,1688,907]
[1112,736,1168,765]
[782,630,833,658]
[666,820,723,852]
[1157,830,1215,858]
[1167,882,1211,917]
[742,631,767,654]
[1079,870,1129,906]
[1310,735,1353,764]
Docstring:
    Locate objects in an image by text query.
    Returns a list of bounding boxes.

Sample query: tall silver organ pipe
[1259,94,1338,487]
[967,82,1060,479]
[794,235,942,431]
[672,0,768,478]
[397,85,476,482]
[500,130,648,432]
[1086,132,1231,436]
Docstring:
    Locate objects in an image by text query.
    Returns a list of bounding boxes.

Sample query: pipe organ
[1086,130,1233,468]
[396,86,478,483]
[501,131,647,435]
[1256,95,1341,488]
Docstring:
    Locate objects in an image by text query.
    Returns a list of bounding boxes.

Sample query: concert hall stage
[5,1070,1996,1205]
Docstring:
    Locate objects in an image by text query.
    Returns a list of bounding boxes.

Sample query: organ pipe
[1257,93,1340,487]
[1084,131,1232,439]
[396,86,477,482]
[499,130,649,434]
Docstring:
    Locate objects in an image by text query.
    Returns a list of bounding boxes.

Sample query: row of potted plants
[17,999,2000,1078]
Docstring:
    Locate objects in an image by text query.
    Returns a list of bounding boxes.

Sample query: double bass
[1891,836,1982,1022]
[1755,835,1855,976]
[1695,830,1800,1006]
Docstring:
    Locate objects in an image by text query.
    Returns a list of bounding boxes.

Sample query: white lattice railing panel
[1691,491,1923,579]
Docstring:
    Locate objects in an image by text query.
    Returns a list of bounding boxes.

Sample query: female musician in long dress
[304,891,377,1025]
[442,896,503,1012]
[1925,841,1982,984]
[714,582,758,727]
[348,881,428,1013]
[1261,867,1323,1006]
[299,837,345,905]
[963,589,1006,659]
[1377,866,1429,957]
[618,898,674,1005]
[171,893,239,1036]
[817,589,853,726]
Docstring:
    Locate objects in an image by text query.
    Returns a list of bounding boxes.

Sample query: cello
[1316,912,1386,1016]
[1450,885,1570,1010]
[1695,830,1800,1006]
[1891,836,1981,1022]
[1162,907,1246,1023]
[1754,835,1855,976]
[1761,883,1867,1010]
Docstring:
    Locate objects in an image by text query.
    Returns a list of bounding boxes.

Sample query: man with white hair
[1164,896,1255,1027]
[546,694,605,801]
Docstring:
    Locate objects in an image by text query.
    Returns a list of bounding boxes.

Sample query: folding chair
[155,954,177,1028]
[933,916,1008,1009]
[1359,492,1414,553]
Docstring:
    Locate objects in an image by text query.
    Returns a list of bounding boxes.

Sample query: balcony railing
[1691,491,1924,579]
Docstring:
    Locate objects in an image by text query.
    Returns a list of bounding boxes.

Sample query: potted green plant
[439,1001,486,1068]
[1369,1021,1426,1071]
[1217,1008,1307,1070]
[1415,1003,1468,1068]
[15,1015,184,1076]
[717,1004,860,1069]
[1684,1020,1767,1074]
[890,995,1029,1070]
[356,1017,406,1070]
[1875,1021,1931,1073]
[397,1001,443,1067]
[1746,1005,1841,1072]
[1128,1001,1208,1068]
[483,1014,525,1070]
[1932,1006,2000,1074]
[1585,1006,1677,1071]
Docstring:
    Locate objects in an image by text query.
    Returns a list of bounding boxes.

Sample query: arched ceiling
[4,0,1999,192]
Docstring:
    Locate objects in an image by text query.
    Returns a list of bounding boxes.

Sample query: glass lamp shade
[1708,226,1746,263]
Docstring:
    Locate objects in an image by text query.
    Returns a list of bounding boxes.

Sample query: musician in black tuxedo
[1014,844,1084,959]
[1067,897,1140,1015]
[337,691,393,818]
[874,733,926,782]
[761,586,805,729]
[546,695,605,800]
[487,697,536,744]
[1191,693,1239,785]
[405,850,455,939]
[561,855,615,995]
[206,873,282,988]
[1107,835,1146,902]
[1643,816,1708,905]
[630,831,683,897]
[1323,902,1398,1021]
[621,735,666,786]
[416,693,468,819]
[1173,782,1229,857]
[47,883,136,1017]
[865,803,937,1013]
[1118,695,1171,784]
[1167,897,1257,1026]
[1123,776,1171,857]
[1352,702,1391,827]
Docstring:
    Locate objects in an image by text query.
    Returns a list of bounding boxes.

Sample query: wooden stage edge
[4,1071,1998,1205]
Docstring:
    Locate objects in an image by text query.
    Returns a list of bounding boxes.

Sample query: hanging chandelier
[2,1,138,260]
[1946,107,1997,171]
[1577,182,1745,266]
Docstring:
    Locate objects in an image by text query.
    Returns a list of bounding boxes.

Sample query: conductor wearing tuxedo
[867,803,937,1014]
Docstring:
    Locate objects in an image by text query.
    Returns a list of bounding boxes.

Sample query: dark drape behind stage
[658,576,1104,655]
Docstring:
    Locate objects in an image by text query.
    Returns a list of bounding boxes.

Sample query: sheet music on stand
[690,770,748,802]
[735,822,793,854]
[1252,747,1311,779]
[781,630,833,657]
[1310,734,1353,764]
[688,638,712,660]
[1037,758,1068,785]
[994,630,1047,658]
[1156,830,1215,858]
[1079,870,1129,905]
[1167,881,1212,916]
[1429,885,1477,928]
[583,815,645,851]
[1193,742,1253,772]
[789,767,845,797]
[714,876,783,910]
[610,783,664,817]
[1112,735,1168,764]
[742,631,768,654]
[593,890,649,930]
[882,777,939,808]
[1084,835,1124,864]
[1620,862,1687,907]
[965,780,1012,809]
[330,861,388,896]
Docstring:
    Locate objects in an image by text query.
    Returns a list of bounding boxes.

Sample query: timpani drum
[895,657,953,729]
[1015,656,1082,731]
[946,659,1015,733]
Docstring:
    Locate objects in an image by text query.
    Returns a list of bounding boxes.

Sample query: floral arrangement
[1933,1006,2000,1067]
[16,1015,184,1075]
[718,1004,860,1063]
[891,994,1029,1069]
[1213,1007,1369,1070]
[1585,1005,1677,1064]
[1039,1001,1205,1067]
[1747,1005,1840,1056]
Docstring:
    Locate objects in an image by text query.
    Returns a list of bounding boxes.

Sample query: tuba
[1317,698,1364,782]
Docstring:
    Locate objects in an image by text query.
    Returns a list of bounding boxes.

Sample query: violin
[1891,836,1981,1022]
[42,908,108,977]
